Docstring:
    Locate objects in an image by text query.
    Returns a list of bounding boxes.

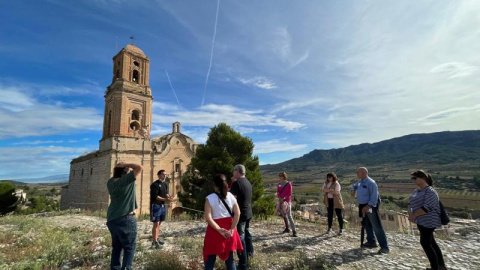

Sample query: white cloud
[274,27,291,60]
[13,140,65,145]
[234,126,269,134]
[430,62,478,79]
[0,145,91,179]
[238,76,277,90]
[272,98,325,113]
[290,50,310,68]
[150,124,171,137]
[0,89,102,139]
[0,87,35,111]
[0,105,102,139]
[417,105,480,123]
[12,138,90,146]
[152,103,305,131]
[254,139,307,154]
[153,101,181,112]
[296,1,480,148]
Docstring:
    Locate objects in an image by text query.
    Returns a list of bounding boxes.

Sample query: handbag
[439,201,450,225]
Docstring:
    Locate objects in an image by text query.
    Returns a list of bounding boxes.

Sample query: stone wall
[61,135,195,215]
[60,152,112,211]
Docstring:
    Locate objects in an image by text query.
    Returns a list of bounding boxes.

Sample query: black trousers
[417,224,445,269]
[327,198,343,230]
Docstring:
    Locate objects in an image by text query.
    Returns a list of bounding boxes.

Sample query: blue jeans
[204,252,236,270]
[363,209,389,250]
[236,218,253,270]
[107,215,137,270]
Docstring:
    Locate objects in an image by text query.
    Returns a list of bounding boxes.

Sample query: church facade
[60,45,197,214]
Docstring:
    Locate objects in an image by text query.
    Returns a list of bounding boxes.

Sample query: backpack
[422,187,450,226]
[439,201,450,225]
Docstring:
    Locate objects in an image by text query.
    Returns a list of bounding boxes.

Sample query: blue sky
[1,0,479,180]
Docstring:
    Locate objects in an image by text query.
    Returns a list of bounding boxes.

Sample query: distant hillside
[262,130,480,172]
[0,174,69,184]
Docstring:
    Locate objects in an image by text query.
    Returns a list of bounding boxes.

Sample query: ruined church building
[60,45,198,214]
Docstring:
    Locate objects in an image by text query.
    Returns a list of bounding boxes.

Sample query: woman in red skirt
[203,173,243,270]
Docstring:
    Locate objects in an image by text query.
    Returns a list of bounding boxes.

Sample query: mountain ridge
[261,130,480,171]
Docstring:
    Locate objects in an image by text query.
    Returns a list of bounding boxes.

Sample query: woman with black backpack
[408,170,447,270]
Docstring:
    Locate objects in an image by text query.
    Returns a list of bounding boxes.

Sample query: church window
[132,70,139,83]
[132,110,140,121]
[107,110,112,135]
[175,163,180,172]
[81,169,84,176]
[133,61,139,67]
[90,168,93,175]
[116,69,119,79]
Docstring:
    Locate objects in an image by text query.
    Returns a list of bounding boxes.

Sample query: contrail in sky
[201,0,220,107]
[165,70,181,108]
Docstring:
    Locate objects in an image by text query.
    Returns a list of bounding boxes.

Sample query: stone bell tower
[101,44,153,141]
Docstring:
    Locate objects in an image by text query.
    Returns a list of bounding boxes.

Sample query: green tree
[0,181,18,214]
[179,123,273,216]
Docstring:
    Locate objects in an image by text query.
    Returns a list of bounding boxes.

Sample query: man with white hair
[230,164,253,270]
[351,167,389,254]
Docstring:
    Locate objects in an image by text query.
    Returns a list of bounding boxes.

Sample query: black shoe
[282,228,290,233]
[377,248,389,254]
[362,242,378,248]
[292,231,297,237]
[156,239,165,245]
[338,229,343,235]
[152,242,162,249]
[326,228,331,234]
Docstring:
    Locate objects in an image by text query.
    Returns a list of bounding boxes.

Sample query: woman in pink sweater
[276,172,297,237]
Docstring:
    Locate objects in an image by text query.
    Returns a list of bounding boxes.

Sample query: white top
[206,192,237,219]
[324,182,341,199]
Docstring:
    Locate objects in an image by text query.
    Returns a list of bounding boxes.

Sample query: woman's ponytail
[213,173,228,199]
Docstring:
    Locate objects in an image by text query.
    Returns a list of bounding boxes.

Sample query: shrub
[285,252,336,270]
[252,194,276,220]
[0,181,18,214]
[144,250,187,270]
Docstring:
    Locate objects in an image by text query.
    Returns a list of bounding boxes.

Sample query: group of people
[149,164,255,270]
[105,162,447,270]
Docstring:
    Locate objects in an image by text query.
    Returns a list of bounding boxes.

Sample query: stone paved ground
[136,216,480,270]
[45,214,480,269]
